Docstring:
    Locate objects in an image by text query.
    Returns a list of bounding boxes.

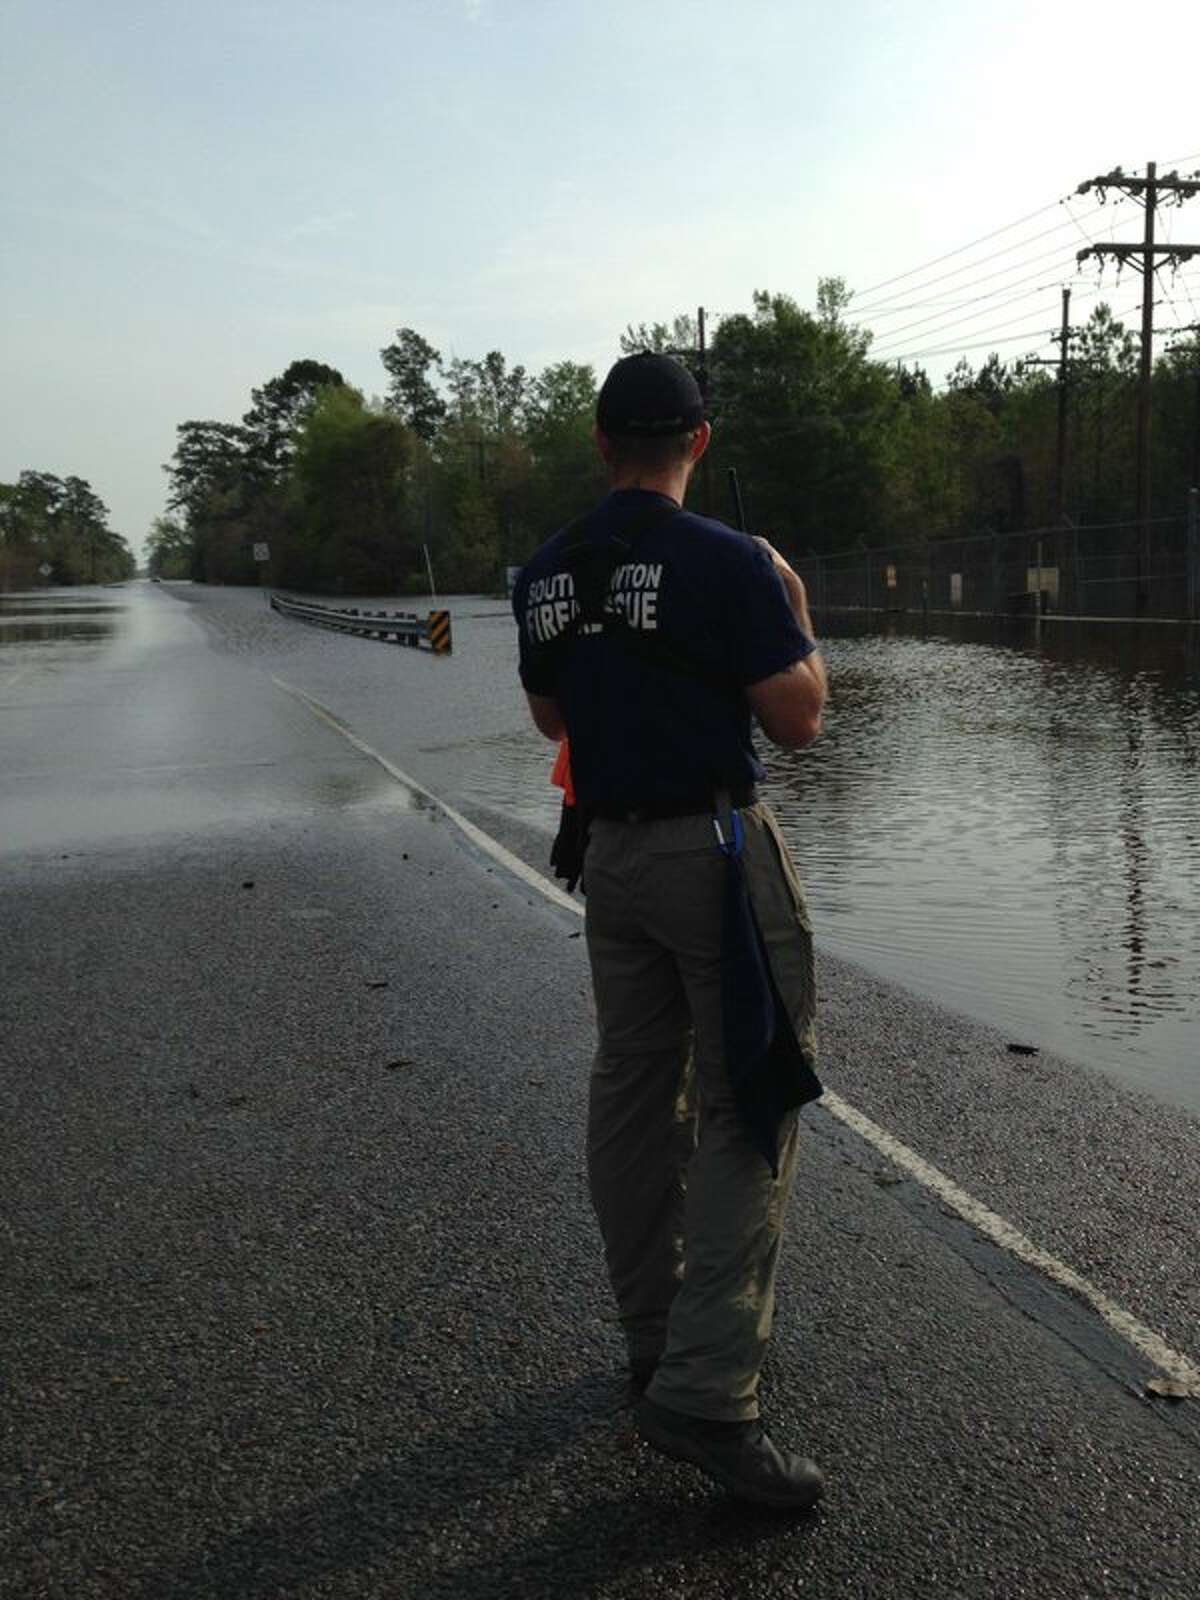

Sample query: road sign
[39,563,52,577]
[253,543,270,563]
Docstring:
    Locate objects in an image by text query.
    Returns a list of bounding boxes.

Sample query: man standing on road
[513,353,828,1510]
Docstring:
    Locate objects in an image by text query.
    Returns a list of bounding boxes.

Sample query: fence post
[1189,488,1199,622]
[1072,521,1081,615]
[865,551,872,616]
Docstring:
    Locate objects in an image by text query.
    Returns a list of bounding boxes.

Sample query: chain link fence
[792,497,1200,623]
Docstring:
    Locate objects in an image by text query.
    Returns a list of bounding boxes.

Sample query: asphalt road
[3,581,1199,1599]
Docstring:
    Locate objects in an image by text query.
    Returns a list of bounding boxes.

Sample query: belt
[592,785,758,824]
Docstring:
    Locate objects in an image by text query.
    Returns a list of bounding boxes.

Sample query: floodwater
[0,588,122,645]
[0,585,410,850]
[438,604,1200,1114]
[5,584,1198,1113]
[771,613,1200,1109]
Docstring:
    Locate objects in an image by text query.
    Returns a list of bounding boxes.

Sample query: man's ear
[689,421,712,462]
[592,423,612,463]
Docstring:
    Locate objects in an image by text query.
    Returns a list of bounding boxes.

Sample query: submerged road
[3,581,1200,1599]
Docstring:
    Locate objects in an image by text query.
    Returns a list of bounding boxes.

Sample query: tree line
[141,281,1198,594]
[0,472,137,589]
[151,345,605,592]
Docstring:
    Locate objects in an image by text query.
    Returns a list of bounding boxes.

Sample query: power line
[861,256,1083,347]
[876,281,1160,366]
[870,286,1065,359]
[897,294,1149,366]
[850,198,1064,298]
[910,330,1066,362]
[851,203,1110,315]
[1160,209,1200,325]
[872,283,1109,362]
[856,240,1086,320]
[853,215,1091,314]
[1061,196,1100,251]
[1156,264,1198,332]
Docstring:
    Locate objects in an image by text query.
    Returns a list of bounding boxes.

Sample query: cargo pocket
[756,806,814,934]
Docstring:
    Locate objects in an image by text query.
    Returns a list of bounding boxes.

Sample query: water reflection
[0,619,114,643]
[0,588,124,648]
[0,605,123,618]
[766,614,1200,1108]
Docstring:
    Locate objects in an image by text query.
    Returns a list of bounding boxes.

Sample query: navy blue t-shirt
[513,489,813,812]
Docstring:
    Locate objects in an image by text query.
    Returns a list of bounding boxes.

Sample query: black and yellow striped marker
[426,609,452,654]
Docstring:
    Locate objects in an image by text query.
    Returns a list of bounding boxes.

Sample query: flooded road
[4,582,1197,1113]
[327,598,1200,1115]
[0,584,411,851]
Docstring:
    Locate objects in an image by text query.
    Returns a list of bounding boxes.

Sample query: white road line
[272,673,1200,1395]
[271,676,580,915]
[823,1090,1200,1391]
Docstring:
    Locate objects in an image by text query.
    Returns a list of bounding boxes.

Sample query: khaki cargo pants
[584,801,816,1423]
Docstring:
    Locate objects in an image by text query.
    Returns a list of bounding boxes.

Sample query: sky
[3,0,1199,559]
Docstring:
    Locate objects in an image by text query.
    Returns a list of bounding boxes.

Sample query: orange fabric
[551,738,576,807]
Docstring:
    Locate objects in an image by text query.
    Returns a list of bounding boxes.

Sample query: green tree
[619,314,699,357]
[380,328,447,441]
[0,472,58,587]
[242,359,345,480]
[709,290,896,554]
[476,350,527,434]
[289,387,413,592]
[1152,339,1200,506]
[1071,304,1137,522]
[145,515,193,579]
[55,476,114,582]
[164,420,257,583]
[0,470,133,586]
[516,360,603,550]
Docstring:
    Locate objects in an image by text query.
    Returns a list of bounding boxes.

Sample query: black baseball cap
[596,352,705,437]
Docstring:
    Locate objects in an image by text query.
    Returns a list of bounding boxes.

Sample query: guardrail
[269,593,452,653]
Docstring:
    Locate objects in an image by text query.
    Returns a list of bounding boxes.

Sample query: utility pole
[1075,161,1200,612]
[1019,286,1075,522]
[1055,287,1071,526]
[697,305,713,516]
[667,307,714,515]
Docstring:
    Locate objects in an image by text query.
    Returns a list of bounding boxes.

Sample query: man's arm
[525,692,566,741]
[745,538,827,750]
